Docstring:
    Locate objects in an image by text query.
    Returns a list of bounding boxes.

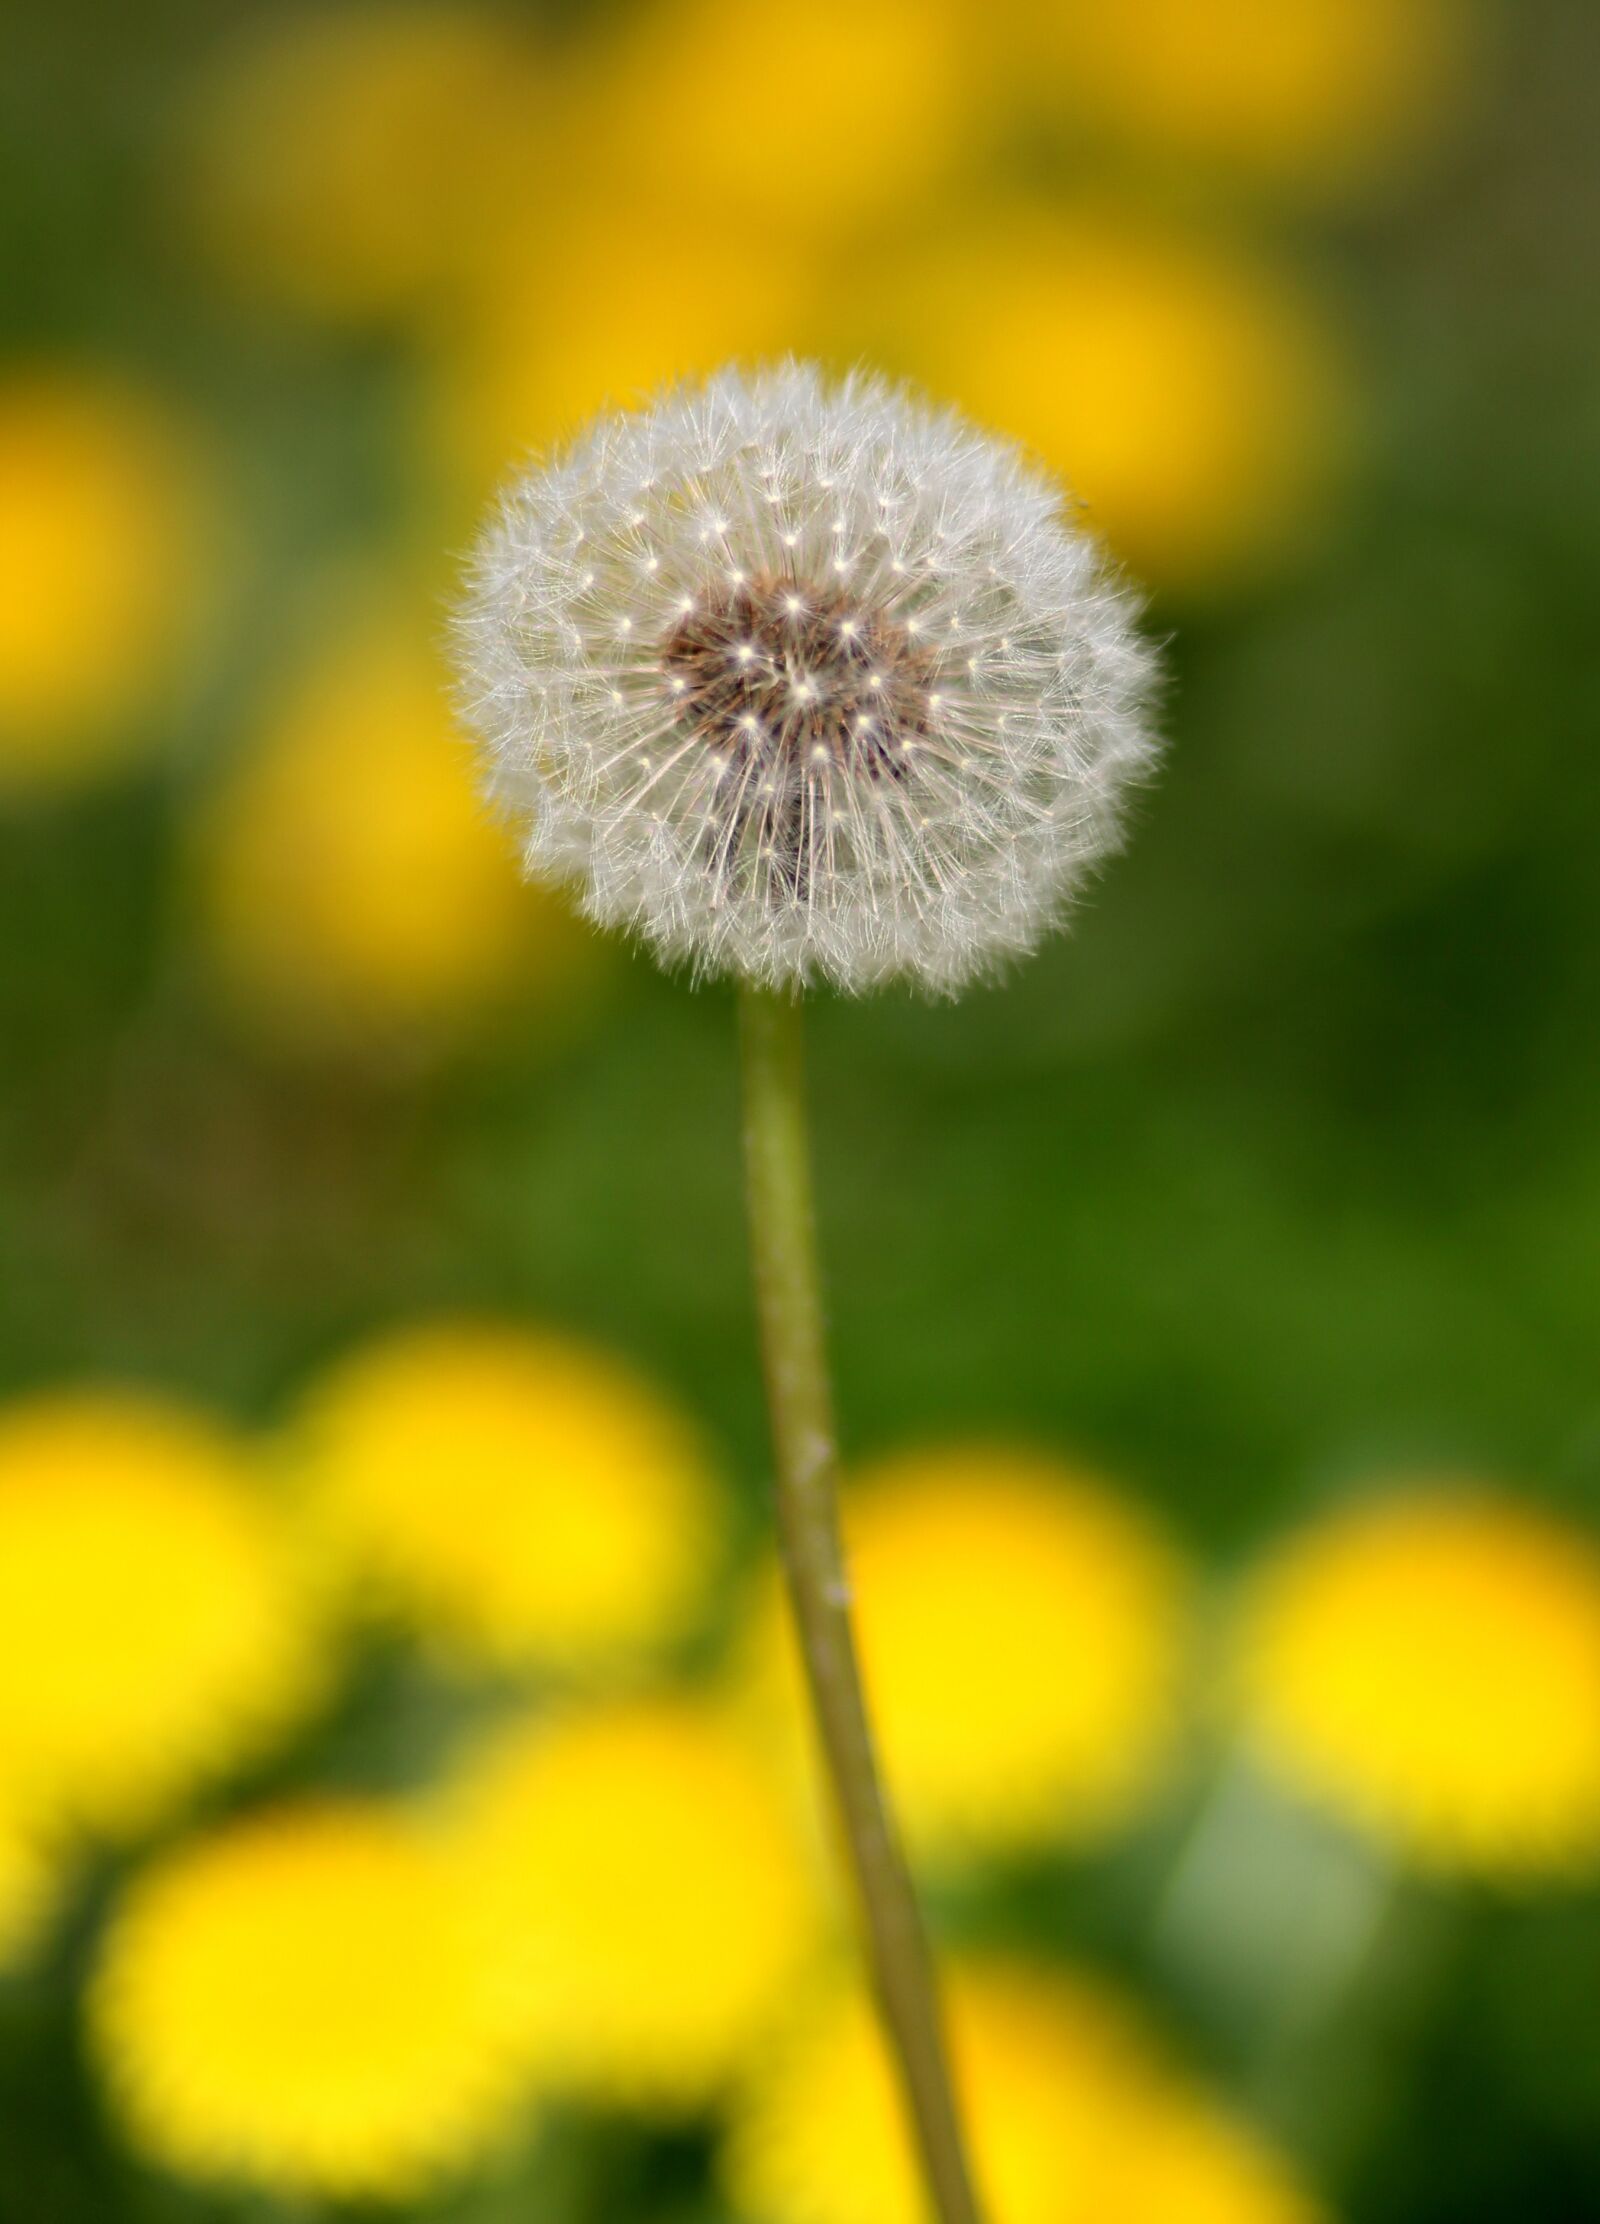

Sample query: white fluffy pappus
[452,363,1161,994]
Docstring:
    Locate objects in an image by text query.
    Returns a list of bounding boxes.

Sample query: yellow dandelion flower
[722,1959,1326,2224]
[0,369,209,792]
[294,1322,721,1674]
[1112,2088,1330,2224]
[0,1390,324,1837]
[175,5,541,326]
[90,1800,528,2201]
[736,1445,1189,1864]
[1019,0,1472,198]
[725,1963,1145,2224]
[555,0,974,247]
[447,1696,822,2108]
[871,208,1349,592]
[431,196,811,509]
[195,611,592,1047]
[1230,1490,1600,1878]
[0,1809,65,1971]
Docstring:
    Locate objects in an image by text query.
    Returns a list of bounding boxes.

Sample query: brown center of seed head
[658,573,939,785]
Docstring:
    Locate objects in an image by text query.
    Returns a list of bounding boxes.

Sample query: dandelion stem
[738,984,985,2224]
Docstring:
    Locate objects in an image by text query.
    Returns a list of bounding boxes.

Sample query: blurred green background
[3,0,1600,2219]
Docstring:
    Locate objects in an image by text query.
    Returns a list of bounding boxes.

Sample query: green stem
[738,985,985,2224]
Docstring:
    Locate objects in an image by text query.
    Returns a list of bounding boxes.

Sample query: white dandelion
[452,362,1159,995]
[448,362,1170,2222]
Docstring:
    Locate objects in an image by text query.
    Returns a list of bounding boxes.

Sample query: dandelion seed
[453,363,1158,994]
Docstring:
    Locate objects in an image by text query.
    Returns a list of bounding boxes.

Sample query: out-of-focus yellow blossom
[196,613,590,1048]
[1230,1491,1600,1878]
[873,209,1349,592]
[176,5,541,326]
[553,0,974,246]
[1112,2090,1331,2224]
[722,1959,1326,2224]
[295,1322,720,1674]
[0,1810,63,1970]
[447,1696,822,2108]
[0,370,209,793]
[725,1963,1146,2224]
[90,1801,528,2201]
[1016,0,1470,197]
[737,1445,1189,1864]
[0,1390,324,1838]
[432,197,810,508]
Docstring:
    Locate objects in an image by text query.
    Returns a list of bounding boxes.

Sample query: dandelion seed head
[453,363,1159,994]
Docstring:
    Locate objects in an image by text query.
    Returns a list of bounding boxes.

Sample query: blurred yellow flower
[196,612,590,1047]
[0,1390,324,1837]
[1018,0,1471,196]
[175,5,541,325]
[725,1962,1143,2224]
[294,1322,721,1674]
[432,196,810,507]
[1230,1491,1600,1877]
[722,1959,1325,2224]
[0,370,209,793]
[90,1800,528,2200]
[1112,2089,1331,2224]
[737,1445,1189,1863]
[0,1809,63,1971]
[870,209,1349,592]
[554,0,974,245]
[447,1696,822,2108]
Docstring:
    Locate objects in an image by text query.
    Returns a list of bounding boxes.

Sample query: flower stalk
[738,983,984,2224]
